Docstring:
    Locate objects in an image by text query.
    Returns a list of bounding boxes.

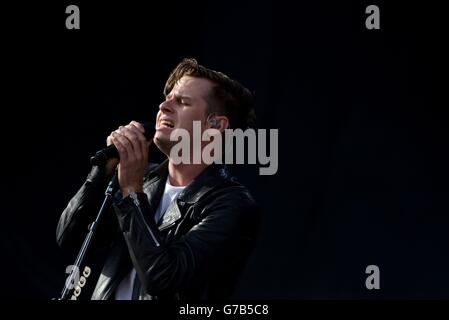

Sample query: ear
[208,115,229,133]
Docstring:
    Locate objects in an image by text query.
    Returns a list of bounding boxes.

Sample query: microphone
[90,122,155,166]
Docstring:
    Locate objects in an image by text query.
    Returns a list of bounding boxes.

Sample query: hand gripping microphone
[90,122,155,166]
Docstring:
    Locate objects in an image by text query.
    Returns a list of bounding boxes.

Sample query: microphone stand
[58,170,119,300]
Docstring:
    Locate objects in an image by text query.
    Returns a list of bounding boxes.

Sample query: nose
[159,98,174,114]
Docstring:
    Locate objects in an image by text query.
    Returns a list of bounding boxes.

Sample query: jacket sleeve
[113,187,260,296]
[56,166,118,252]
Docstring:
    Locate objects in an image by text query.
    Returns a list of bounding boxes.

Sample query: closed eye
[165,93,192,106]
[177,98,190,106]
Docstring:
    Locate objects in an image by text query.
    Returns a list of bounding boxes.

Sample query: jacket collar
[145,159,230,204]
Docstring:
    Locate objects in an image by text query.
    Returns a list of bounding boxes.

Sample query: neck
[167,160,208,187]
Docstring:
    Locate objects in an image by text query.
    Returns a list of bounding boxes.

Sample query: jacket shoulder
[204,179,260,218]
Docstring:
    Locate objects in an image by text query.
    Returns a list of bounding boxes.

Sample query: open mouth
[160,120,174,128]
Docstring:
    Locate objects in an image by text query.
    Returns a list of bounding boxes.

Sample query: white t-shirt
[114,179,185,300]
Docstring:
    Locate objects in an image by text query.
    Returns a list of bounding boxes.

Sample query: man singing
[56,58,260,300]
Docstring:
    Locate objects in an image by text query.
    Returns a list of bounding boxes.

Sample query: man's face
[154,75,214,155]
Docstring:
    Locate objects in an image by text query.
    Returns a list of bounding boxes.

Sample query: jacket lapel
[177,164,230,204]
[144,162,230,231]
[142,161,168,222]
[158,199,182,230]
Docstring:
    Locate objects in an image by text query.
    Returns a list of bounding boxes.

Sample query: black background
[1,1,448,299]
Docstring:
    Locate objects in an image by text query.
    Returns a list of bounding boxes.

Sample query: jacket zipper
[129,193,160,247]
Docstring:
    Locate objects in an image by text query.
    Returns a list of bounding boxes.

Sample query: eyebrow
[172,94,193,101]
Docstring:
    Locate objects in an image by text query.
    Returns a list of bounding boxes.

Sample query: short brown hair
[164,58,256,129]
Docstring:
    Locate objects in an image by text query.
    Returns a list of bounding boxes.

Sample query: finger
[129,121,145,133]
[115,127,140,156]
[126,122,148,143]
[129,124,147,141]
[111,132,131,162]
[120,127,144,159]
[110,136,126,162]
[133,126,148,160]
[129,122,151,153]
[108,126,123,147]
[107,134,114,146]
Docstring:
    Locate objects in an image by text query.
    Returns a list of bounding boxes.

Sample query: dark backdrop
[1,1,447,299]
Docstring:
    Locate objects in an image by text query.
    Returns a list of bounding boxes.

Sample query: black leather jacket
[56,161,260,300]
